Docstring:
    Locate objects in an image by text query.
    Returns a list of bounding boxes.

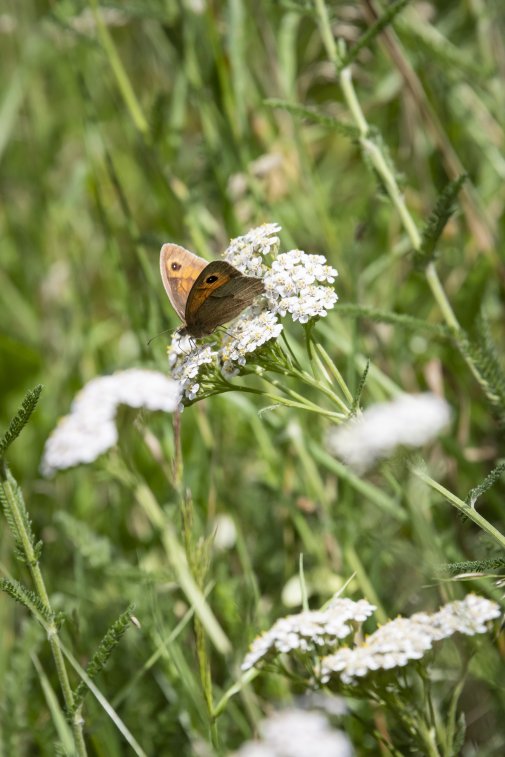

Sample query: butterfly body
[160,243,264,338]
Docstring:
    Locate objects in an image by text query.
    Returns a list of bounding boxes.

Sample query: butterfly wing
[160,243,208,321]
[185,261,264,337]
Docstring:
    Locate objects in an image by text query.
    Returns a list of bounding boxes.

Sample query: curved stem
[411,465,505,551]
[0,463,87,756]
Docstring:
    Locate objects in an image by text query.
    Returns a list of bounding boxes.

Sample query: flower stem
[424,263,460,332]
[0,462,87,756]
[315,344,355,405]
[411,465,505,551]
[89,0,149,136]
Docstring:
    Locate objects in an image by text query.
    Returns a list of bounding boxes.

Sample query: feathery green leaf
[466,461,505,507]
[0,465,39,562]
[0,577,57,625]
[264,99,359,139]
[457,316,505,425]
[352,359,370,414]
[416,174,467,265]
[338,0,410,71]
[0,385,43,460]
[71,603,135,712]
[436,557,505,576]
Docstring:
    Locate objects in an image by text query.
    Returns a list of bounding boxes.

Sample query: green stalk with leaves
[0,387,87,756]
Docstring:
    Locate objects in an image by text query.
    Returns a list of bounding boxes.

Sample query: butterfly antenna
[147,328,177,347]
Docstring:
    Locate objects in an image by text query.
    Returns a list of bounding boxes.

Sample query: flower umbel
[264,250,338,323]
[327,393,451,472]
[321,593,500,685]
[219,309,284,378]
[242,591,500,687]
[241,596,376,672]
[169,335,217,402]
[168,223,339,405]
[41,369,181,475]
[233,708,353,757]
[224,222,282,276]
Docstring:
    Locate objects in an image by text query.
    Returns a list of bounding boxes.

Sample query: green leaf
[264,99,359,139]
[436,557,505,577]
[466,461,505,507]
[416,174,467,265]
[352,359,370,414]
[457,316,505,425]
[0,464,39,561]
[338,0,410,71]
[0,385,43,460]
[0,577,56,625]
[71,603,135,712]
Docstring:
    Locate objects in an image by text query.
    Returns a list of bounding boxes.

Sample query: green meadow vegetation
[1,1,505,754]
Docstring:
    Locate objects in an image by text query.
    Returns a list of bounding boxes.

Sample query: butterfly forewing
[160,246,264,338]
[185,261,264,337]
[160,243,207,320]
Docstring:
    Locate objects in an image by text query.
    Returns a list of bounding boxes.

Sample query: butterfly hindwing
[185,261,264,336]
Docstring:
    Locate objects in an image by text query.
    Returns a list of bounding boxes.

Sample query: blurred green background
[1,1,504,754]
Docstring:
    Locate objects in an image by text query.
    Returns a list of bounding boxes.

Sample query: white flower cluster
[327,393,451,472]
[321,594,500,685]
[242,592,500,686]
[169,223,339,400]
[169,335,216,401]
[241,597,376,672]
[264,250,338,324]
[410,594,501,639]
[41,369,181,476]
[219,310,284,378]
[224,222,282,276]
[233,708,353,757]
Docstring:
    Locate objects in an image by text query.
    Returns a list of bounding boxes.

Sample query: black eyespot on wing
[171,262,181,271]
[206,275,218,283]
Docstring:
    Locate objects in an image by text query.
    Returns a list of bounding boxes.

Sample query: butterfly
[160,243,265,338]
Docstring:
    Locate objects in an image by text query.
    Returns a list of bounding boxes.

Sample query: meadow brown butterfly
[160,243,265,338]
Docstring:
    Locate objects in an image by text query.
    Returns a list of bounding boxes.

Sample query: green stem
[340,67,368,135]
[313,0,339,64]
[425,263,460,332]
[128,474,232,655]
[212,668,259,719]
[344,545,387,622]
[411,465,505,551]
[266,379,347,419]
[89,0,149,136]
[315,344,355,405]
[416,718,442,757]
[294,367,351,414]
[360,136,421,249]
[0,464,87,756]
[314,1,502,418]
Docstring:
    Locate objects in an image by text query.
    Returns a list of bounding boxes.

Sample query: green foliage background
[1,1,504,754]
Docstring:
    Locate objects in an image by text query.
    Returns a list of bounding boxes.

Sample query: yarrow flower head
[233,708,353,757]
[264,250,338,323]
[169,334,217,402]
[224,222,282,276]
[241,596,376,672]
[326,393,451,473]
[41,369,181,476]
[219,309,284,378]
[320,594,500,685]
[242,591,500,688]
[168,223,339,403]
